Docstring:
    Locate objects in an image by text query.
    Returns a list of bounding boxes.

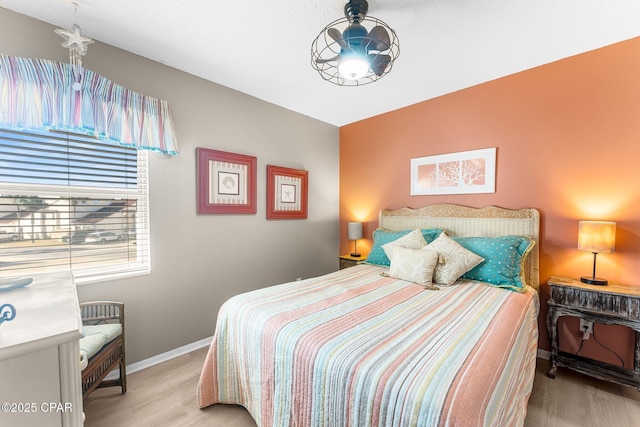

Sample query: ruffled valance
[0,55,178,155]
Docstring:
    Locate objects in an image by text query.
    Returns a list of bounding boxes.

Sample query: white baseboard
[105,336,213,380]
[537,348,551,360]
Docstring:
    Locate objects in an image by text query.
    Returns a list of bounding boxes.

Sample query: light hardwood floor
[83,347,640,426]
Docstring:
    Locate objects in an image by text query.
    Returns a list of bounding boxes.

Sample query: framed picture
[197,148,257,214]
[410,147,496,195]
[266,165,308,219]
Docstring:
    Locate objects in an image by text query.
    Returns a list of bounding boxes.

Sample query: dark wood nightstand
[546,275,640,389]
[339,254,363,270]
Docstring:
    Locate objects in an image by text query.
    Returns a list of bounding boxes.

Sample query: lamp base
[350,253,361,258]
[580,276,608,286]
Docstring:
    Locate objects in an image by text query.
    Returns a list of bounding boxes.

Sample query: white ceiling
[1,0,639,127]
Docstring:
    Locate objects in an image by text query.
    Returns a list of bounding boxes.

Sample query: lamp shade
[338,55,370,80]
[347,222,363,240]
[577,221,616,254]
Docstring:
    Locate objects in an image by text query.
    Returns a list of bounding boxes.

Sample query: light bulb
[338,55,370,80]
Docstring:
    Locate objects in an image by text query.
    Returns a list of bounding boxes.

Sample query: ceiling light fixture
[55,1,94,91]
[311,0,400,86]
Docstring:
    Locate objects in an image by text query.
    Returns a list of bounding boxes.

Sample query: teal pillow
[365,228,443,267]
[453,236,534,292]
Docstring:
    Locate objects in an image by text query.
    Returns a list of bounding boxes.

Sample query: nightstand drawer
[339,254,362,270]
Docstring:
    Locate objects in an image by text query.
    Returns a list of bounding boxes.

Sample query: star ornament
[55,24,94,56]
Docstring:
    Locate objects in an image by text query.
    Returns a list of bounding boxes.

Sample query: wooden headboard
[379,204,541,290]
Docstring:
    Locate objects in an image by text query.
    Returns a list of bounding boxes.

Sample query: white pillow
[428,232,484,286]
[381,229,427,259]
[387,246,440,286]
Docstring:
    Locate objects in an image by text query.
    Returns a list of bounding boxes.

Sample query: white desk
[0,271,83,426]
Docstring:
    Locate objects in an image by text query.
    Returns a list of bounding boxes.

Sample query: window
[0,127,150,283]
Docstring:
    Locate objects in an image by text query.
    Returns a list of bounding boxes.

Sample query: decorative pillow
[453,236,535,292]
[420,228,443,245]
[428,232,484,286]
[365,228,443,267]
[381,229,427,257]
[387,246,440,286]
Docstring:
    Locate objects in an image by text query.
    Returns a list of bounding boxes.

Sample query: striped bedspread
[197,264,539,426]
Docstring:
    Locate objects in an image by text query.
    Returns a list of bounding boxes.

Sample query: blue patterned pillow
[365,228,443,267]
[453,236,534,292]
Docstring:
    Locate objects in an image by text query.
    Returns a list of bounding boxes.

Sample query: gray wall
[0,8,340,363]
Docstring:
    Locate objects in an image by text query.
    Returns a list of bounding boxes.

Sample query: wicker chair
[79,301,127,398]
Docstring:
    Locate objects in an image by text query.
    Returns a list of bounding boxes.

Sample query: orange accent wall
[340,37,640,365]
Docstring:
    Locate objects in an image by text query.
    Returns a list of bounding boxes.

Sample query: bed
[197,204,541,426]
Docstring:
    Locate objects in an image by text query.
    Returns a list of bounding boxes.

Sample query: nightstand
[339,254,363,270]
[546,275,640,389]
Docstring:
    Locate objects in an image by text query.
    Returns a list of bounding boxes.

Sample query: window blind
[0,127,150,282]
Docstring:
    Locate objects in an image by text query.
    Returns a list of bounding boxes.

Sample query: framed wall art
[197,148,257,214]
[410,147,496,196]
[266,165,308,219]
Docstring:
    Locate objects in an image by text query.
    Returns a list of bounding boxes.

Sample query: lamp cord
[575,337,586,357]
[592,324,625,368]
[575,323,625,368]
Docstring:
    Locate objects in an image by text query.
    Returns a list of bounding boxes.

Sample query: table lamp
[577,220,616,285]
[347,222,363,257]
